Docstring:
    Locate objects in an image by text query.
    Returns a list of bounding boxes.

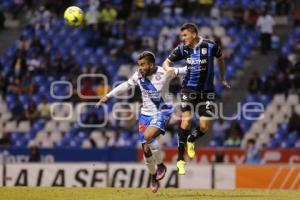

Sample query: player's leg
[142,143,158,193]
[187,98,214,158]
[149,140,167,181]
[139,114,159,192]
[143,126,161,143]
[177,110,192,175]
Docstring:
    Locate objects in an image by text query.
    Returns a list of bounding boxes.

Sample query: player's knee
[149,140,160,151]
[144,134,153,142]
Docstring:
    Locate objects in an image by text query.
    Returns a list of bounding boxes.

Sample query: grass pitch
[0,187,299,200]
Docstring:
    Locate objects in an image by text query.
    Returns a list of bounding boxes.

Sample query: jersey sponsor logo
[201,48,207,55]
[187,58,201,65]
[200,59,207,64]
[187,58,207,65]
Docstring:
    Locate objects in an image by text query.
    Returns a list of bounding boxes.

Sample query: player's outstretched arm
[218,56,231,89]
[96,82,131,108]
[96,95,110,107]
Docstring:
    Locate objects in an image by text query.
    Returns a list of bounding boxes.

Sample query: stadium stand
[0,0,297,150]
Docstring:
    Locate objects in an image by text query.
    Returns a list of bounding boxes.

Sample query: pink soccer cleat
[150,174,159,193]
[156,163,167,181]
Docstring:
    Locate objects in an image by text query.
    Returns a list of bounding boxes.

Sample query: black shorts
[180,88,215,117]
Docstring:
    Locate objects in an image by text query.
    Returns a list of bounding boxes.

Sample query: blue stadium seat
[32,120,45,133]
[260,95,271,106]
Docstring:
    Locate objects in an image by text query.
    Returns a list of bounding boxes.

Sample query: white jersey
[106,66,186,116]
[128,66,172,115]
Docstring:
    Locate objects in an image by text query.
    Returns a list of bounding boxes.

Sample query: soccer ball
[64,6,84,26]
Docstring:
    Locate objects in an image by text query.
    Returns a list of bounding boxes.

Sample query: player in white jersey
[97,51,186,193]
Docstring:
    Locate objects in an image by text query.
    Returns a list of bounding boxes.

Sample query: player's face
[181,29,197,47]
[138,58,153,77]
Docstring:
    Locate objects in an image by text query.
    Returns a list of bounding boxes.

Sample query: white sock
[144,155,156,175]
[149,140,163,165]
[152,149,163,165]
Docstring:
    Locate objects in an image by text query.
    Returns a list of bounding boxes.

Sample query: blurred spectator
[256,10,275,54]
[11,99,25,123]
[26,53,41,72]
[262,72,277,95]
[224,132,241,147]
[38,98,51,120]
[12,51,27,78]
[288,107,300,135]
[85,1,101,30]
[248,71,262,94]
[233,6,245,29]
[0,133,12,147]
[210,6,220,26]
[225,121,243,147]
[21,72,35,95]
[245,8,259,29]
[34,6,52,31]
[245,139,260,164]
[212,118,230,141]
[100,4,117,24]
[25,101,38,123]
[29,146,41,162]
[17,35,30,51]
[7,78,23,95]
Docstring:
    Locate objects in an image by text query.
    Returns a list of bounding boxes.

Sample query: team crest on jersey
[155,75,161,80]
[201,48,207,55]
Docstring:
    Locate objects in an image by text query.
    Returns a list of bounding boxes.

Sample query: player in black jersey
[163,23,230,175]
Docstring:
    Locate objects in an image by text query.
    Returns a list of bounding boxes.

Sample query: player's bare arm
[218,56,231,89]
[96,95,110,107]
[162,58,176,77]
[96,82,132,108]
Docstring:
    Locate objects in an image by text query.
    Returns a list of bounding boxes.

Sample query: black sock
[157,163,165,167]
[178,128,189,161]
[187,128,205,143]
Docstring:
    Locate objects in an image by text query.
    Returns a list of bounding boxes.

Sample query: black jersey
[168,38,222,91]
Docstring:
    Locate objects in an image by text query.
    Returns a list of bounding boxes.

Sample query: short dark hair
[180,23,198,35]
[138,51,156,64]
